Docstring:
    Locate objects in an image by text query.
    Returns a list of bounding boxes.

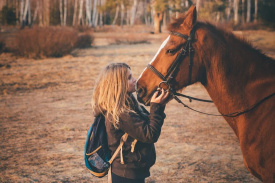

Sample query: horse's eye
[166,49,177,55]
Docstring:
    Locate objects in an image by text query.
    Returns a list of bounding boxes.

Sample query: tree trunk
[73,0,78,26]
[120,1,125,27]
[86,0,92,26]
[150,7,153,26]
[27,0,31,25]
[78,0,83,25]
[23,0,28,22]
[16,0,20,25]
[43,0,50,26]
[254,0,257,22]
[39,0,43,26]
[33,0,39,23]
[21,0,29,27]
[99,0,103,27]
[227,0,232,21]
[233,0,239,24]
[94,11,99,27]
[112,4,119,25]
[130,0,137,26]
[163,11,166,28]
[127,8,130,25]
[59,0,63,25]
[169,4,172,23]
[64,0,67,26]
[241,0,245,23]
[20,0,24,24]
[246,0,251,22]
[92,0,98,27]
[144,0,147,25]
[99,11,103,27]
[154,11,163,34]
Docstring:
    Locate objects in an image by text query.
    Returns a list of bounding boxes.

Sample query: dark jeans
[111,172,145,183]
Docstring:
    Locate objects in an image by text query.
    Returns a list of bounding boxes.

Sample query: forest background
[1,0,275,32]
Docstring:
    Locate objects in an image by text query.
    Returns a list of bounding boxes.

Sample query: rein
[146,28,275,117]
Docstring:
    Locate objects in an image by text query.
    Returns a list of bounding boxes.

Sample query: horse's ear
[180,6,197,31]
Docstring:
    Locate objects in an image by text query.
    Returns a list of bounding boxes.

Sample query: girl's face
[127,69,136,93]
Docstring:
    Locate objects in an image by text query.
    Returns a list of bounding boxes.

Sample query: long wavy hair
[91,63,137,128]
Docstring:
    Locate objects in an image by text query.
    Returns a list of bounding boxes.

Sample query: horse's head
[136,6,204,105]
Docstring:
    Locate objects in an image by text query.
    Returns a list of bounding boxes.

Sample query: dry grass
[111,34,150,45]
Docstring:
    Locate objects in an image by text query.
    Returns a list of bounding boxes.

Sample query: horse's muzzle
[136,86,147,104]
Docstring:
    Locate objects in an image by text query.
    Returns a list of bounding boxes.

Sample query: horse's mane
[167,14,269,59]
[201,22,269,58]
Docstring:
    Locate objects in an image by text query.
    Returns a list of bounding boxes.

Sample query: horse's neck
[203,33,275,120]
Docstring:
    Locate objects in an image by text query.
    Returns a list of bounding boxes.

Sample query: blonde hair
[91,63,135,128]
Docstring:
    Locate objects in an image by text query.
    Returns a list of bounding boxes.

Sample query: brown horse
[136,6,275,183]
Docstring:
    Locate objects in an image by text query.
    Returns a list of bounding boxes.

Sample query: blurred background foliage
[0,0,274,30]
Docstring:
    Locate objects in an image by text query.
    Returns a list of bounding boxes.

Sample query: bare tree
[246,0,251,22]
[254,0,258,22]
[64,0,67,26]
[38,0,43,26]
[126,7,131,25]
[86,0,92,26]
[233,0,239,24]
[154,11,163,33]
[112,4,119,25]
[98,0,105,27]
[20,0,24,24]
[144,0,148,25]
[59,0,63,25]
[78,0,84,25]
[33,0,39,23]
[227,0,232,21]
[59,0,68,26]
[121,1,125,27]
[21,0,29,27]
[92,0,98,27]
[16,0,20,25]
[130,0,138,26]
[27,0,31,25]
[241,0,245,23]
[73,0,78,26]
[43,0,50,26]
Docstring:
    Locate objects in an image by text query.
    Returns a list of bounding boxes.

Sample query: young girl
[91,63,169,183]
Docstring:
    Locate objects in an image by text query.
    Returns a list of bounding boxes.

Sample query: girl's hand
[150,88,170,105]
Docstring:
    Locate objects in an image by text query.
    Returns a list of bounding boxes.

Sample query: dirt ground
[0,29,274,182]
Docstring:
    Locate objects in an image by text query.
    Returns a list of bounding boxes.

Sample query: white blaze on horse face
[136,35,170,87]
[149,35,170,64]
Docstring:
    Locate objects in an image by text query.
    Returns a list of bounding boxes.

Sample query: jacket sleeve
[118,103,166,143]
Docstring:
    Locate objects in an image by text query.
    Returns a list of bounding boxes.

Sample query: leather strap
[108,133,138,165]
[109,133,128,164]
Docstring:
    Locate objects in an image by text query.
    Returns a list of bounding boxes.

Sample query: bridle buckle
[158,81,171,92]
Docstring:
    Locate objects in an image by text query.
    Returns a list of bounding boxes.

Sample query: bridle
[147,29,196,96]
[147,26,211,103]
[145,27,275,117]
